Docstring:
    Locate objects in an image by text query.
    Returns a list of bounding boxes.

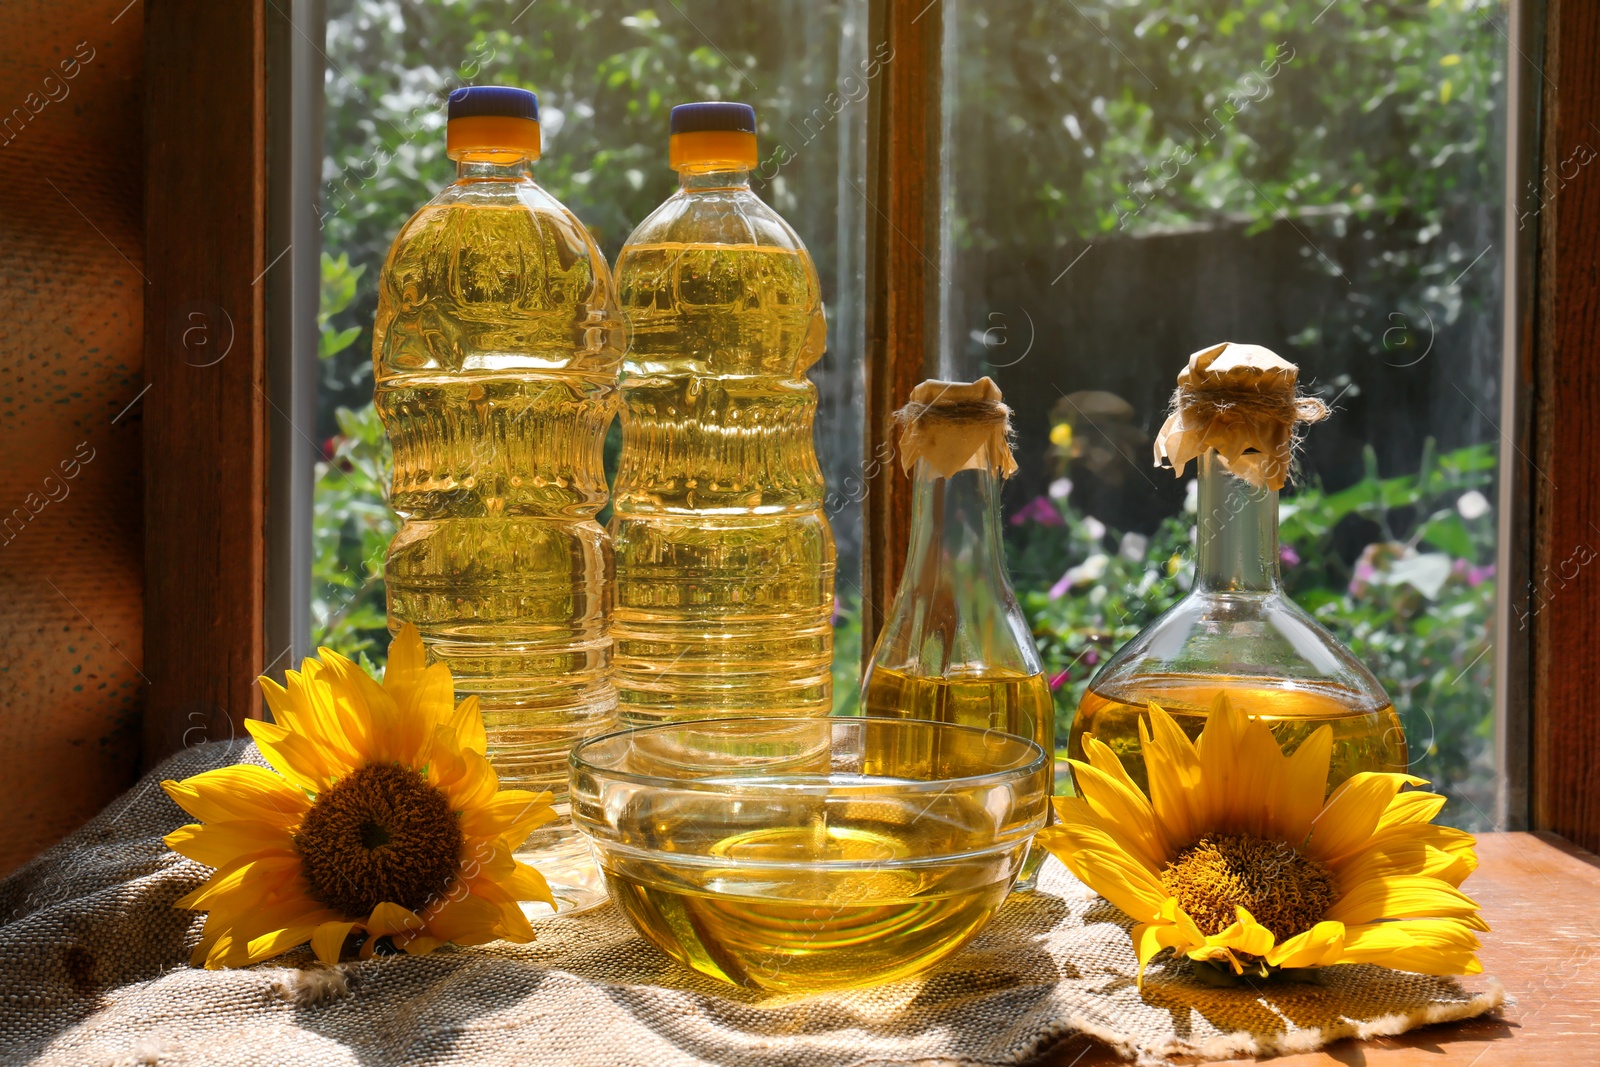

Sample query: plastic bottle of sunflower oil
[373,86,623,914]
[610,102,836,723]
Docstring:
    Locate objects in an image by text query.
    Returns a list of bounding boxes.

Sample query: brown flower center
[295,762,463,918]
[1161,833,1337,942]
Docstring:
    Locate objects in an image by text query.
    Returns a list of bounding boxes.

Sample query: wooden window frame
[140,0,1600,852]
[142,0,319,761]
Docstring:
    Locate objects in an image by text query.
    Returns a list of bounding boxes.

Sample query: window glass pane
[314,1,869,705]
[944,1,1506,826]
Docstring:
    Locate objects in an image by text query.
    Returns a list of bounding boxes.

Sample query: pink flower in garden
[1050,553,1110,600]
[1083,649,1099,668]
[1452,558,1496,588]
[1010,496,1065,527]
[1049,669,1071,691]
[1280,545,1301,567]
[1349,544,1383,597]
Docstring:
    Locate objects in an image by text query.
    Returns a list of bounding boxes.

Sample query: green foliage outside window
[314,0,1503,827]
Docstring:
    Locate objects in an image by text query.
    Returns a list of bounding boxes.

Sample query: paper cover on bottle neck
[1153,342,1329,491]
[895,377,1019,480]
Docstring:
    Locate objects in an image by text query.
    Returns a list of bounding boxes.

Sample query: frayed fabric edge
[977,978,1507,1067]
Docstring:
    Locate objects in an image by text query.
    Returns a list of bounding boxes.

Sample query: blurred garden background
[315,0,1506,827]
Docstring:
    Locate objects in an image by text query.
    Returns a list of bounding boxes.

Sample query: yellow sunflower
[1038,696,1485,983]
[161,624,556,969]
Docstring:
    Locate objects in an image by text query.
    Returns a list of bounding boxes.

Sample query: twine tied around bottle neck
[895,377,1019,480]
[1153,342,1329,492]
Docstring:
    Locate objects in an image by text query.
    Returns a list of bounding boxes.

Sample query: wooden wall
[0,1,146,873]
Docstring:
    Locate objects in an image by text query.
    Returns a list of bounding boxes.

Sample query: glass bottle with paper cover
[610,101,835,723]
[372,86,623,914]
[1069,343,1406,797]
[860,378,1055,891]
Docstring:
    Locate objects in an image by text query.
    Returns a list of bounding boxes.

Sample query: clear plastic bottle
[610,102,835,723]
[1069,343,1406,796]
[373,86,622,913]
[860,378,1055,891]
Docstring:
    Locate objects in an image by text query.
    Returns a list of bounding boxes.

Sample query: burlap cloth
[0,742,1502,1066]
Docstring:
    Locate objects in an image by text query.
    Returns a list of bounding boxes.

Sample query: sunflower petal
[1083,733,1147,799]
[1193,693,1249,832]
[1266,920,1346,969]
[500,860,555,908]
[320,647,411,764]
[423,889,510,946]
[1335,837,1476,890]
[259,676,309,737]
[310,921,358,965]
[365,901,428,940]
[465,877,539,944]
[398,934,443,956]
[1204,905,1277,960]
[1324,873,1485,928]
[1376,789,1448,832]
[161,765,309,827]
[164,820,296,868]
[1062,758,1167,869]
[447,695,488,756]
[245,719,341,795]
[204,934,244,970]
[1336,918,1483,975]
[1131,922,1198,985]
[1356,806,1479,885]
[1307,771,1429,864]
[1274,725,1333,846]
[1035,820,1171,923]
[292,662,369,769]
[208,897,341,968]
[1140,701,1204,849]
[1209,696,1300,839]
[459,790,557,849]
[246,923,324,964]
[173,854,300,911]
[382,623,457,735]
[441,749,502,813]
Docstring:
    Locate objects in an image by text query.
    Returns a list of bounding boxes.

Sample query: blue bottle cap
[448,86,540,122]
[669,101,757,135]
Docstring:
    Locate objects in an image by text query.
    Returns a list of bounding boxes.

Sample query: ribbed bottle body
[611,186,835,723]
[374,181,623,801]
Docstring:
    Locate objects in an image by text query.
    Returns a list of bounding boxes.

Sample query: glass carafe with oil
[1069,342,1406,796]
[861,378,1055,891]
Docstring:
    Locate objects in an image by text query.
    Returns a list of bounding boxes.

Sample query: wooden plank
[141,0,268,763]
[1531,0,1600,853]
[860,0,942,654]
[1041,832,1600,1065]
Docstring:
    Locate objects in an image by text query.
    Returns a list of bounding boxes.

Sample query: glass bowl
[569,715,1049,992]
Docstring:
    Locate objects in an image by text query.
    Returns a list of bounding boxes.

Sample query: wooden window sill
[1042,832,1600,1065]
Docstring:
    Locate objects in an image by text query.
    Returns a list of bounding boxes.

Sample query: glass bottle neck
[903,463,1011,603]
[1194,450,1281,593]
[678,167,751,192]
[455,157,532,181]
[876,461,1036,676]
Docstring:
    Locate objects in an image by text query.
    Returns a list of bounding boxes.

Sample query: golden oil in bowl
[569,716,1050,992]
